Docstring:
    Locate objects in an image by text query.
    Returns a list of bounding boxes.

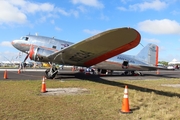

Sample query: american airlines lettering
[117,56,135,63]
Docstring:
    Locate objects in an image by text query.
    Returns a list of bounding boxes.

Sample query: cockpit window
[20,36,29,41]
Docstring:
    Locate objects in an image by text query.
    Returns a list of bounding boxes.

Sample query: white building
[168,59,180,65]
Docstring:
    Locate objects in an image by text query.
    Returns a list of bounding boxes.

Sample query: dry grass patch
[0,79,180,120]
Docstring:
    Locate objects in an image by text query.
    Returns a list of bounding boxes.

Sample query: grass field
[0,78,180,120]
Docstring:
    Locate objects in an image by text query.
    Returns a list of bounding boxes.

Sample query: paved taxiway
[0,68,180,81]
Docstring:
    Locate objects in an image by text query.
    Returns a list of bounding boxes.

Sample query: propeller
[23,54,29,62]
[20,45,35,69]
[23,45,34,62]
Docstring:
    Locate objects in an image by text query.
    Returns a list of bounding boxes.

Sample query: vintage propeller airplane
[11,27,141,79]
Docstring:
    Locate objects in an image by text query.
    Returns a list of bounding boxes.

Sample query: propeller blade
[23,54,29,62]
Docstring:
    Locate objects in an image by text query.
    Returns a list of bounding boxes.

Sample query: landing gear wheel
[138,72,143,76]
[109,70,113,75]
[131,71,135,75]
[45,67,58,79]
[124,71,128,75]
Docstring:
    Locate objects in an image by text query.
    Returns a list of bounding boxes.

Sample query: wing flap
[48,27,141,66]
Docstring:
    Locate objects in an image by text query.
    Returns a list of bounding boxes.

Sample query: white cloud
[51,20,55,24]
[55,27,62,31]
[83,29,101,35]
[57,8,70,16]
[171,10,180,15]
[130,0,167,11]
[70,10,79,18]
[0,41,12,47]
[100,13,109,21]
[120,0,128,4]
[117,7,127,11]
[25,2,54,13]
[7,0,54,14]
[77,6,87,13]
[118,0,167,11]
[56,8,79,17]
[0,0,55,25]
[71,0,104,8]
[0,0,79,26]
[143,38,160,44]
[0,0,27,25]
[138,19,180,34]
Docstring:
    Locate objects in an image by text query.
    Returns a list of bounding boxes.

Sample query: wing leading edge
[48,27,141,67]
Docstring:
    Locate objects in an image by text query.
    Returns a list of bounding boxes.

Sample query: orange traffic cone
[18,69,21,74]
[4,70,8,79]
[41,76,47,93]
[72,66,75,72]
[156,69,160,75]
[120,85,132,113]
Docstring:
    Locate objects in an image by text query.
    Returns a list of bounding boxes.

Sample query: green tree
[158,61,168,66]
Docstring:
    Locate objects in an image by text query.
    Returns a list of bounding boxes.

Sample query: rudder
[136,43,158,66]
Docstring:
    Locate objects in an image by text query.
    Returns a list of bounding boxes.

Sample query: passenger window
[52,46,56,49]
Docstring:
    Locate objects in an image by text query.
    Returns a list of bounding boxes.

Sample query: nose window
[24,37,29,41]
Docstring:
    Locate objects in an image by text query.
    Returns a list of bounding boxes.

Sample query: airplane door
[122,61,129,69]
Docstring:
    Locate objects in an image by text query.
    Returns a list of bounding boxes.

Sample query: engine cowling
[29,46,55,62]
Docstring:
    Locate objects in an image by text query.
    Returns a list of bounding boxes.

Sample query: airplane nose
[11,40,18,47]
[11,40,15,46]
[11,39,30,52]
[11,40,22,50]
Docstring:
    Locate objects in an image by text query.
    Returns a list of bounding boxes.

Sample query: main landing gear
[45,64,58,79]
[121,71,143,76]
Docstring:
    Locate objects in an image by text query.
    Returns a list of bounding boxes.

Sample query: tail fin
[136,43,159,66]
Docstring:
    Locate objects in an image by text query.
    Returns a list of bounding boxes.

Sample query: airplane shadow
[55,72,180,98]
[140,73,179,79]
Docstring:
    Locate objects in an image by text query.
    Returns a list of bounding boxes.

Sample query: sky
[0,0,180,63]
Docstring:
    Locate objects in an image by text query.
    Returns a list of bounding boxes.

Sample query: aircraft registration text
[69,50,94,62]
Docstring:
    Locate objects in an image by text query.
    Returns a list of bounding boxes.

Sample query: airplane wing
[48,27,141,67]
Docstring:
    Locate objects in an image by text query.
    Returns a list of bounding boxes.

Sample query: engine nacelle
[29,46,55,62]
